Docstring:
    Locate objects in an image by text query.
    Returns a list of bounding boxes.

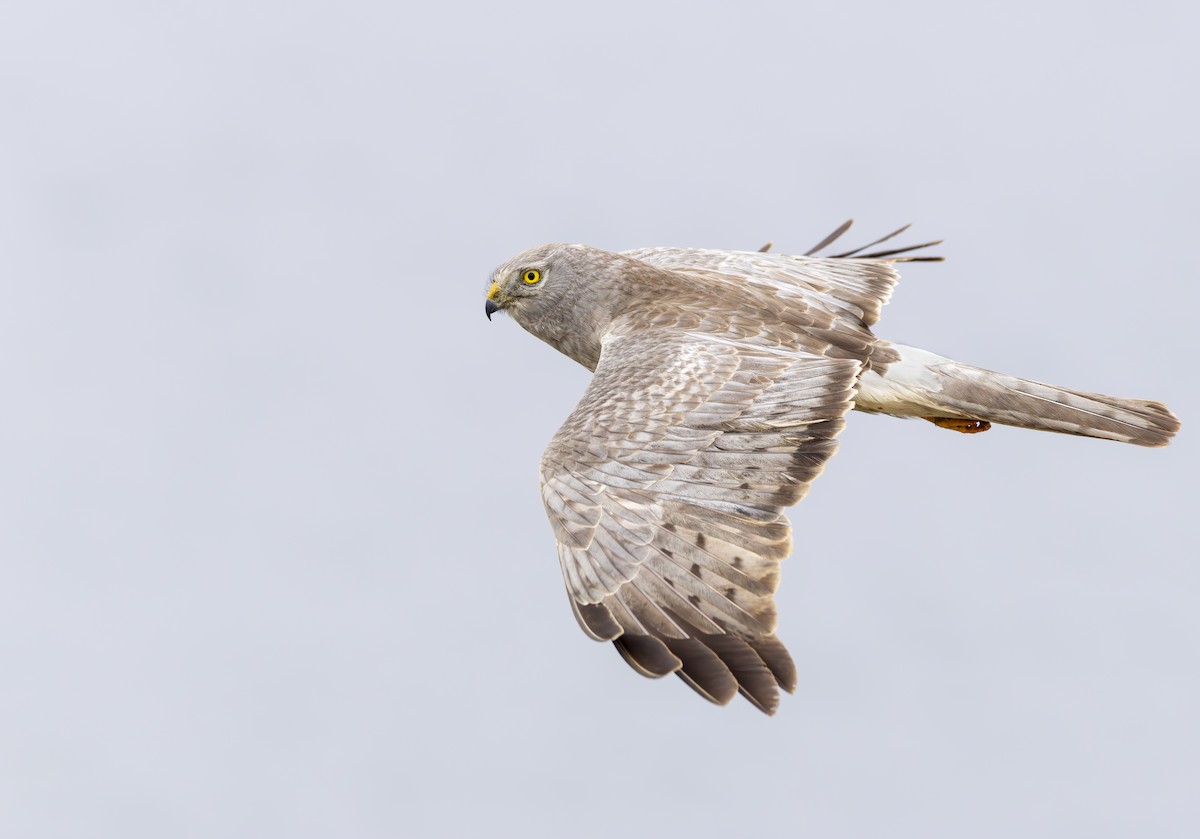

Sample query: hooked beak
[485,281,503,321]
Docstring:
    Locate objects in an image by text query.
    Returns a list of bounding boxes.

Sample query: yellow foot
[924,417,992,434]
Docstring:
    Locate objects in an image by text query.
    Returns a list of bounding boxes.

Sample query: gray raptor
[484,222,1179,714]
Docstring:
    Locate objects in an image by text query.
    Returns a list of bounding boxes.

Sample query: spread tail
[856,343,1180,447]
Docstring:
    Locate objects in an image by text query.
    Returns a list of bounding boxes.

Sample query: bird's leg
[924,417,992,434]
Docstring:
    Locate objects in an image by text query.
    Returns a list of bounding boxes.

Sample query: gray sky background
[2,2,1197,837]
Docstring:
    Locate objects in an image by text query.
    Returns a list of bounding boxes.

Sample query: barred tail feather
[857,342,1180,447]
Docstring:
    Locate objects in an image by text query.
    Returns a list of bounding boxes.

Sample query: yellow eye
[521,269,542,285]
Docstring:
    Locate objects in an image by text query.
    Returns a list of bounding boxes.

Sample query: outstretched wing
[540,317,862,713]
[624,222,940,328]
[623,247,901,328]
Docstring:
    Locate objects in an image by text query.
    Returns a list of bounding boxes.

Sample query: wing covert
[623,247,902,327]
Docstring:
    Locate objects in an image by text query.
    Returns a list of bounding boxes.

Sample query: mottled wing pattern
[623,248,902,327]
[540,307,864,713]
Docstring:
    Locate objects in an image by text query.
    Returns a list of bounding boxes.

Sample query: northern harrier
[483,222,1179,714]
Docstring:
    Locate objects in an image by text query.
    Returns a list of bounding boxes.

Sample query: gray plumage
[484,223,1180,715]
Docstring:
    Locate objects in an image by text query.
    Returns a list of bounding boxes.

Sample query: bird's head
[484,243,564,324]
[484,243,636,370]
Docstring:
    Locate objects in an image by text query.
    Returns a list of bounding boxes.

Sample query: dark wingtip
[805,219,854,256]
[807,221,944,263]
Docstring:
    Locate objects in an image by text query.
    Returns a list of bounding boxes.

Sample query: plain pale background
[1,1,1196,837]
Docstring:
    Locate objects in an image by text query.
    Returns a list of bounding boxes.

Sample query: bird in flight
[483,221,1180,714]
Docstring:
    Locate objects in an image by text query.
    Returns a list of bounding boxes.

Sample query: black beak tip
[485,299,499,321]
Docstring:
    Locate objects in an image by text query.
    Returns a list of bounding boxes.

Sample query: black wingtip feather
[573,601,622,641]
[614,636,682,678]
[805,221,944,263]
[665,637,739,705]
[830,222,912,258]
[699,634,780,714]
[747,634,798,694]
[857,239,944,260]
[804,219,854,256]
[591,595,797,713]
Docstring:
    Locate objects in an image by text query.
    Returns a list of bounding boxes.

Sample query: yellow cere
[521,269,541,285]
[487,282,500,300]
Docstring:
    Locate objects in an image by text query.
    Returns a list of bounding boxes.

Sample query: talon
[925,417,991,434]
